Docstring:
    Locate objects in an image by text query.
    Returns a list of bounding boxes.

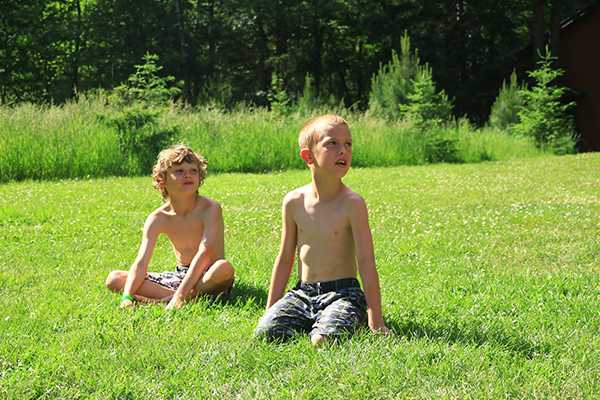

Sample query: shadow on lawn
[228,279,268,309]
[386,317,550,359]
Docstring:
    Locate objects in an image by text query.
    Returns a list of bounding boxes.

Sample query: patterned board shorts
[145,264,234,301]
[254,278,367,342]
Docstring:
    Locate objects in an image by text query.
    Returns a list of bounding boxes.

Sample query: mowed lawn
[1,153,599,399]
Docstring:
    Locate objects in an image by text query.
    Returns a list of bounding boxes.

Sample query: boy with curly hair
[106,144,234,310]
[254,115,391,346]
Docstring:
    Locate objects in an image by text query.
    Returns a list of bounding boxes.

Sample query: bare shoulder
[142,203,172,233]
[341,186,367,211]
[196,195,222,210]
[194,195,223,221]
[147,202,172,223]
[282,184,309,205]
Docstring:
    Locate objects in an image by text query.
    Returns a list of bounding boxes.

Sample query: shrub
[488,70,526,132]
[101,53,181,174]
[513,49,577,154]
[369,32,452,122]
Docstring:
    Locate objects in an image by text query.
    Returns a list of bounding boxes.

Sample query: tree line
[0,0,593,122]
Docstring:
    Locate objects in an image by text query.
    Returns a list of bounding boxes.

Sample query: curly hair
[298,114,348,150]
[152,144,208,201]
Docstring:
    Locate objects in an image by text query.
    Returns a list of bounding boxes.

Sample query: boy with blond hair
[254,115,391,345]
[106,144,234,310]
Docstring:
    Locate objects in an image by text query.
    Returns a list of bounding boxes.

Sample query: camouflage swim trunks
[145,264,234,301]
[254,278,367,342]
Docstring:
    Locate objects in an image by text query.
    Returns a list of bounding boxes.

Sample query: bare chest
[163,215,204,249]
[295,201,351,241]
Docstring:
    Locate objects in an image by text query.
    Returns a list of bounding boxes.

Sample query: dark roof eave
[561,1,600,30]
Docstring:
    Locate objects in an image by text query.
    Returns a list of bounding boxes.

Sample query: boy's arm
[348,195,391,335]
[121,213,161,308]
[265,194,297,310]
[166,201,222,311]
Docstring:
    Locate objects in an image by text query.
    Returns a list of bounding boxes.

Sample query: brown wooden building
[559,1,600,151]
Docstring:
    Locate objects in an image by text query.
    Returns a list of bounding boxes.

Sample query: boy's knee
[253,324,293,343]
[213,260,234,283]
[105,270,126,292]
[311,334,326,347]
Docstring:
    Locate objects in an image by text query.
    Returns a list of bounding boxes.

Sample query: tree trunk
[207,0,215,82]
[175,0,191,102]
[532,2,545,68]
[72,0,81,98]
[549,2,562,66]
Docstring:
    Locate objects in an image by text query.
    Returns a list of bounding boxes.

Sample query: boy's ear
[159,179,167,187]
[300,148,313,165]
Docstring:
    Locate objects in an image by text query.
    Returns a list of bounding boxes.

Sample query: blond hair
[152,144,207,201]
[298,114,348,150]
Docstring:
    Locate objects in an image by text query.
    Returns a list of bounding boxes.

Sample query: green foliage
[268,74,292,116]
[112,53,180,105]
[398,69,451,123]
[102,104,179,175]
[368,33,455,162]
[488,70,526,131]
[0,98,547,182]
[102,54,181,175]
[198,74,233,110]
[369,32,452,122]
[296,73,321,112]
[513,49,577,155]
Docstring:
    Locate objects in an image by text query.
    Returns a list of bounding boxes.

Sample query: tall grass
[0,98,126,181]
[0,96,547,182]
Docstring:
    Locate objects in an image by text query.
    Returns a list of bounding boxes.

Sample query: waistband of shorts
[295,278,361,294]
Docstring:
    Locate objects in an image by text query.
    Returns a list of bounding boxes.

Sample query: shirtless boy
[254,114,391,345]
[105,144,234,310]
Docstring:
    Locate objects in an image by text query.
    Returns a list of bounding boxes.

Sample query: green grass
[0,97,546,182]
[1,153,600,398]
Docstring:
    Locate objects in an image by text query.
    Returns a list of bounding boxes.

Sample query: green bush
[102,53,182,174]
[369,32,452,122]
[488,70,526,132]
[513,50,577,154]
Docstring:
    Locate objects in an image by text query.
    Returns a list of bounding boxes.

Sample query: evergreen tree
[369,32,452,122]
[513,49,577,154]
[488,70,526,131]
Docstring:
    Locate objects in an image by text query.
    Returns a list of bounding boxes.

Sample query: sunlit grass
[1,153,599,398]
[0,97,547,182]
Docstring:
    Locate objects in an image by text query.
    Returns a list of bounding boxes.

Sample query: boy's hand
[165,296,184,311]
[371,325,394,338]
[119,298,134,309]
[132,294,174,304]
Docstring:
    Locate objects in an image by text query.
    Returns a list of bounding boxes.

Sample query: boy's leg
[254,289,313,342]
[106,270,176,301]
[310,287,367,346]
[190,259,235,299]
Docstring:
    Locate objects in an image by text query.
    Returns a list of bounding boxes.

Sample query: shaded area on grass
[386,317,550,359]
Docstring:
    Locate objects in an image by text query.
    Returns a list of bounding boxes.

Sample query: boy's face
[302,124,352,177]
[161,161,200,193]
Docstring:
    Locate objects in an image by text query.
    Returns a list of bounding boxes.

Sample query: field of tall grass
[0,96,545,182]
[1,152,599,398]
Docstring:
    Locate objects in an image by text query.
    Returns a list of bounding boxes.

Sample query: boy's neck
[309,171,345,201]
[167,193,198,214]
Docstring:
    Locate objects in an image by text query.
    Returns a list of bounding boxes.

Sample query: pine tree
[513,48,577,154]
[488,70,526,131]
[369,32,452,122]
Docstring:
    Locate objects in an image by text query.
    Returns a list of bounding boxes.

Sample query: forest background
[1,0,596,123]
